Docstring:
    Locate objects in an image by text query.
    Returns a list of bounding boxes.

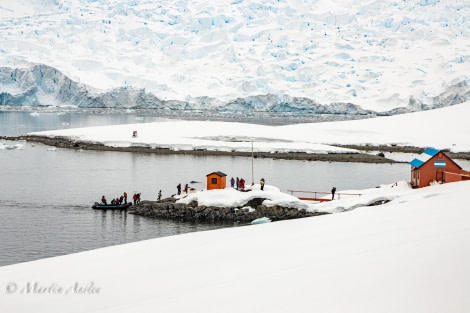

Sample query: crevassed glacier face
[1,63,470,119]
[0,0,469,112]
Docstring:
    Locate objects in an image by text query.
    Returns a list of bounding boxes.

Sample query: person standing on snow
[260,178,265,191]
[331,187,336,200]
[239,178,245,190]
[230,177,235,188]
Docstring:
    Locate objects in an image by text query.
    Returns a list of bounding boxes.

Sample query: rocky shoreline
[129,197,327,224]
[5,135,398,163]
[6,135,470,163]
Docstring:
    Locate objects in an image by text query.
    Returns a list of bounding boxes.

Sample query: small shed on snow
[409,147,470,188]
[206,171,227,190]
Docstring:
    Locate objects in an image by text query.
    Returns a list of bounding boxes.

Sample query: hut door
[436,171,444,183]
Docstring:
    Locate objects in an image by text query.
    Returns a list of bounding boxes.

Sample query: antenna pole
[251,139,254,185]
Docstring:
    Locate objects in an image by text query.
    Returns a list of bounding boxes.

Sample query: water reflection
[0,110,169,137]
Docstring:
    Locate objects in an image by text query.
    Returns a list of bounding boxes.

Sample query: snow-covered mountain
[1,0,469,115]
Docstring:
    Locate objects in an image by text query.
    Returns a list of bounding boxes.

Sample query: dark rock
[367,199,391,206]
[245,197,266,208]
[188,200,198,207]
[129,198,328,224]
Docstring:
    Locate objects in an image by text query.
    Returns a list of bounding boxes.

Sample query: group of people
[230,177,246,190]
[100,191,142,206]
[132,193,141,204]
[98,188,171,206]
[228,177,267,191]
[176,183,190,195]
[229,177,266,191]
[98,183,335,205]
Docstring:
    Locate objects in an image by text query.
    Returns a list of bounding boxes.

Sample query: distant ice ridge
[1,63,469,117]
[0,0,470,112]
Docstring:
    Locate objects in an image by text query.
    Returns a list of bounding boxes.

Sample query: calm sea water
[0,110,412,266]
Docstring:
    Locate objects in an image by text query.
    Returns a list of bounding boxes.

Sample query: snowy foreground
[30,101,470,154]
[1,180,469,312]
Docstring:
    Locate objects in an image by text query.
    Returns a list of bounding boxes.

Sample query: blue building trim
[409,147,440,169]
[423,147,440,157]
[410,159,424,168]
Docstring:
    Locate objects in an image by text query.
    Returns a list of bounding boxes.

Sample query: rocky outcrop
[129,197,327,224]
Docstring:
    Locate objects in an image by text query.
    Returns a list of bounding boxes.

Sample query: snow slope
[1,180,469,312]
[1,0,470,111]
[175,180,413,214]
[31,100,470,153]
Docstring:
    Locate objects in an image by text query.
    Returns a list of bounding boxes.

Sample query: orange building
[206,171,227,190]
[409,148,470,188]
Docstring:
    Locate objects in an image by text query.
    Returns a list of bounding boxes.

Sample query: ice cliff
[1,63,469,116]
[1,0,470,114]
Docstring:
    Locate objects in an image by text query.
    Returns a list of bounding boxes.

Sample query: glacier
[1,0,470,115]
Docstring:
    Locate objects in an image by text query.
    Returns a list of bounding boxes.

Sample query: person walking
[177,183,181,195]
[331,187,336,200]
[157,190,162,201]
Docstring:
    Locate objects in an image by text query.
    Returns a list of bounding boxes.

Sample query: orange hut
[409,147,470,188]
[206,171,227,190]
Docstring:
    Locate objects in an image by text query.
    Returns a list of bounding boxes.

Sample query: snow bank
[1,180,469,313]
[176,184,308,210]
[174,180,414,214]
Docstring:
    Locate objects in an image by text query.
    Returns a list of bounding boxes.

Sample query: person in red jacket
[239,178,245,190]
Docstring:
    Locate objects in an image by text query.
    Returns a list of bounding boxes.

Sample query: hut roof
[409,147,461,169]
[409,147,439,168]
[206,171,227,177]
